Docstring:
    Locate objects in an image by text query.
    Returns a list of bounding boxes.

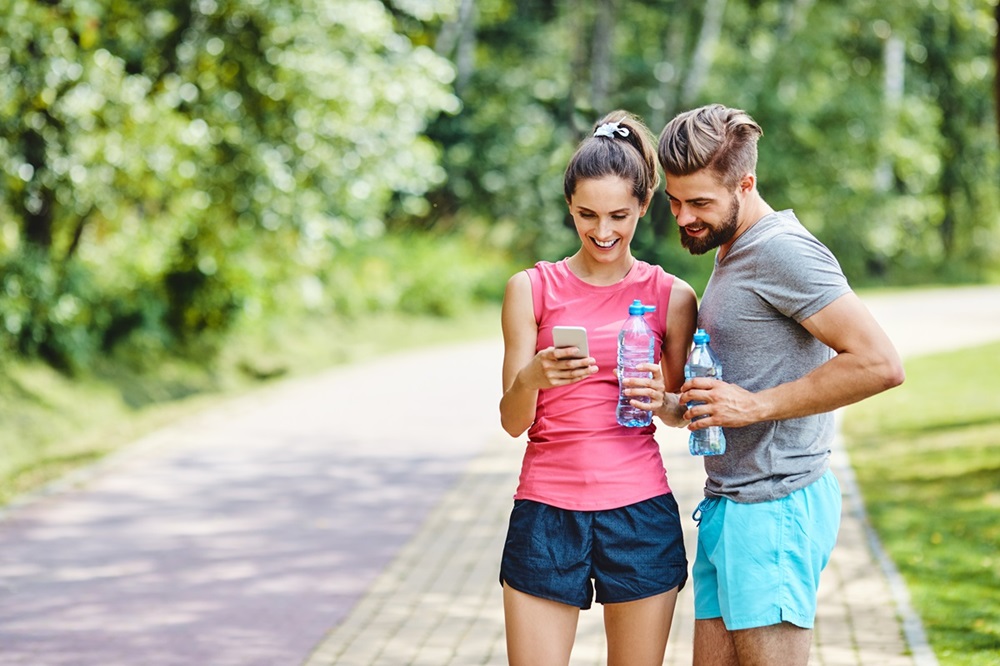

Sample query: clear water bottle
[616,299,656,428]
[685,328,727,455]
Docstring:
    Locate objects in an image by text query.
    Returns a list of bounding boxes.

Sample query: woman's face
[567,175,647,264]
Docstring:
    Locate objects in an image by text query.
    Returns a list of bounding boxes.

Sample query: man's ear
[739,173,755,195]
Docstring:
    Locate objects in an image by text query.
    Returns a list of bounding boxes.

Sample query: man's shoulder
[749,210,818,244]
[743,212,835,264]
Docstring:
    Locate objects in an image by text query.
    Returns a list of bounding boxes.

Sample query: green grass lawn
[843,340,1000,665]
[0,305,500,506]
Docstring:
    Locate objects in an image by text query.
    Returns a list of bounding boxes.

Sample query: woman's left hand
[622,362,688,427]
[621,362,666,413]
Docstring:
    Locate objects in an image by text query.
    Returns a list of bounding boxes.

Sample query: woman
[498,110,698,665]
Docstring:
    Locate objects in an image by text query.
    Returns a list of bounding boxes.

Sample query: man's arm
[680,292,905,428]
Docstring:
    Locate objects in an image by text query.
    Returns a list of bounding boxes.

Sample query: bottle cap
[693,328,710,344]
[628,299,656,315]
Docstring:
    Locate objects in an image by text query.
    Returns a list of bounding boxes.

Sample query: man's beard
[679,194,740,255]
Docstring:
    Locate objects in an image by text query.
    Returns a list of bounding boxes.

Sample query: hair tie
[593,121,630,139]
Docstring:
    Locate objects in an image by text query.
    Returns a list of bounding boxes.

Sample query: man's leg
[503,583,579,666]
[731,622,812,666]
[694,618,812,666]
[603,588,679,666]
[693,617,737,666]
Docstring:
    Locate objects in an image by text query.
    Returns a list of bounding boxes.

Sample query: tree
[0,0,459,369]
[415,0,999,287]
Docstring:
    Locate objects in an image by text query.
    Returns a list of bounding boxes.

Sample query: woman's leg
[603,587,679,666]
[503,583,580,666]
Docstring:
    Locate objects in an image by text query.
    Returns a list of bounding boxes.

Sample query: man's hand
[679,378,762,430]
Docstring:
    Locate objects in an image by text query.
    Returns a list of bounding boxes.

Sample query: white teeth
[594,239,617,248]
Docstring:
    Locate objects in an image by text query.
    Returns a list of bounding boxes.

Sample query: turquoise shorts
[692,470,842,630]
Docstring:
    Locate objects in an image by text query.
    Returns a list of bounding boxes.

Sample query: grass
[0,305,501,506]
[842,340,1000,665]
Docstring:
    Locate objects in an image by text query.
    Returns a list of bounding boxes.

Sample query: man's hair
[658,104,763,189]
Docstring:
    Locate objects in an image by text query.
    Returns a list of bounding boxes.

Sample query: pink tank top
[515,259,676,510]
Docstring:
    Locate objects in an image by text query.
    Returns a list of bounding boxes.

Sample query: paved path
[1,285,999,665]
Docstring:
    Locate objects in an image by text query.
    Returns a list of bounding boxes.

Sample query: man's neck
[719,193,774,261]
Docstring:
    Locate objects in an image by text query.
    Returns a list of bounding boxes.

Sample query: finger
[680,377,717,393]
[678,389,701,405]
[683,402,709,421]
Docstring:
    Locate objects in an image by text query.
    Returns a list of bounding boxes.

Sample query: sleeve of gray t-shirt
[752,226,852,323]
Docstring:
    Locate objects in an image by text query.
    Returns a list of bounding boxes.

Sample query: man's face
[665,171,741,256]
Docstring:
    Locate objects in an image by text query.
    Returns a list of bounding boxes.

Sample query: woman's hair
[563,110,660,206]
[657,104,763,189]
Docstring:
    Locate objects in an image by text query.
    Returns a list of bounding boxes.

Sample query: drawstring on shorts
[692,497,720,526]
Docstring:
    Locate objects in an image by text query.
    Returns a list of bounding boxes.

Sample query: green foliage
[413,0,1000,289]
[323,231,518,318]
[2,0,999,375]
[0,246,100,372]
[844,341,1000,663]
[0,0,462,370]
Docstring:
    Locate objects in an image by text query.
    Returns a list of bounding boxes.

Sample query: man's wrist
[657,394,688,427]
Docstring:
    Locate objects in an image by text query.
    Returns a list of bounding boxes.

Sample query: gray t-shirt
[697,210,851,503]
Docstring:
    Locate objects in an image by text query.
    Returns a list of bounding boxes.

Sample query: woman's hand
[620,361,666,411]
[524,346,598,390]
[621,362,689,427]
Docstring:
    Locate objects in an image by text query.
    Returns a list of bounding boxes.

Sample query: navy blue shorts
[499,493,687,609]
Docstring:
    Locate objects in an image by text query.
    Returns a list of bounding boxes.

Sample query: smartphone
[552,326,589,358]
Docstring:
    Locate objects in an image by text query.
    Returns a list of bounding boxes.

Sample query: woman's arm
[656,278,698,426]
[499,272,598,437]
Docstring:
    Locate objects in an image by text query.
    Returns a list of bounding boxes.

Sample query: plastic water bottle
[616,299,656,428]
[685,328,727,455]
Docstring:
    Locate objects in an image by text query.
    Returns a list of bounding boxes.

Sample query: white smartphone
[552,326,589,358]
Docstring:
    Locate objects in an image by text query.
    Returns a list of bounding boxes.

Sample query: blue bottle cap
[628,299,656,315]
[693,328,710,344]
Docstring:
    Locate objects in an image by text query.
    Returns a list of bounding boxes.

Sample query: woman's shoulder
[529,258,568,276]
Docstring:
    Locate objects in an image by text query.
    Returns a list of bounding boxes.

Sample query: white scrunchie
[593,121,630,139]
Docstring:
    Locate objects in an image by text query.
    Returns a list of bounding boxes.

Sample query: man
[657,104,905,666]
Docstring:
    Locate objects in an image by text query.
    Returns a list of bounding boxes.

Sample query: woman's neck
[566,252,636,286]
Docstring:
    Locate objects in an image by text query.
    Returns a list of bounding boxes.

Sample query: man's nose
[675,205,697,226]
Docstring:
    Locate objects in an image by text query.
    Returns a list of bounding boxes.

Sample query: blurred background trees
[1,0,997,373]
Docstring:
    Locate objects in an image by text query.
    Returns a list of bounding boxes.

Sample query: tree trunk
[20,129,54,250]
[565,0,590,135]
[680,0,727,107]
[995,1,1000,147]
[590,0,615,112]
[436,0,477,95]
[875,34,905,193]
[651,4,689,131]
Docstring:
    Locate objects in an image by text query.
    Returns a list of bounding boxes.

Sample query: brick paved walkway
[301,408,919,666]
